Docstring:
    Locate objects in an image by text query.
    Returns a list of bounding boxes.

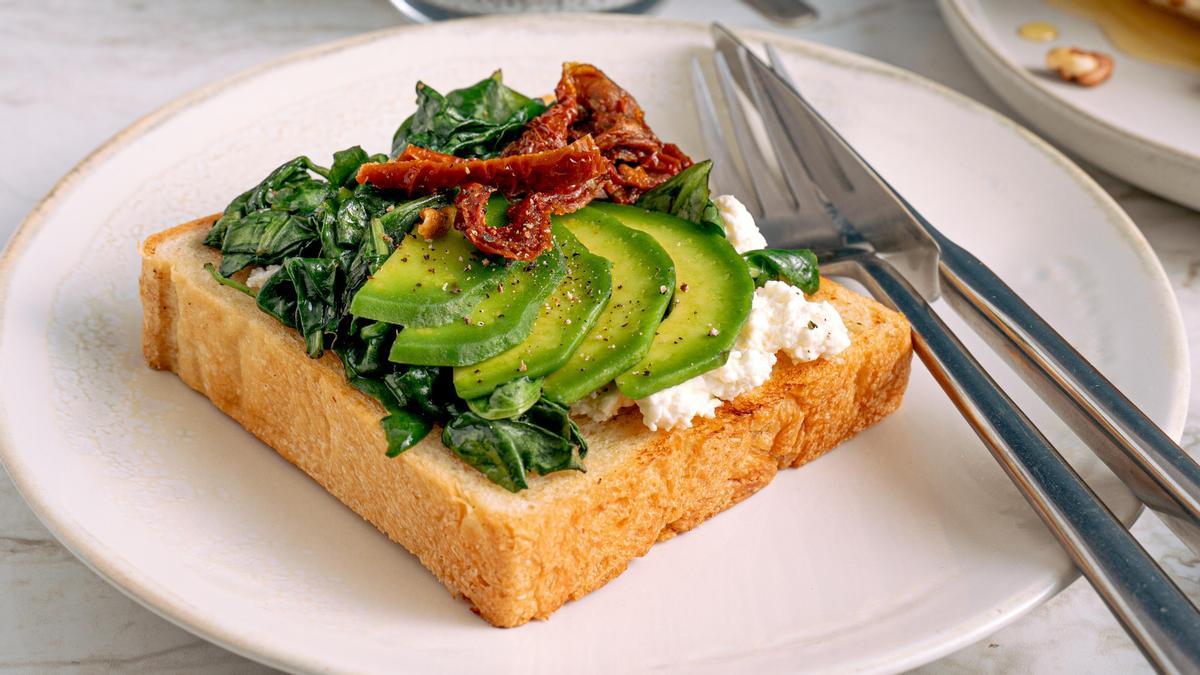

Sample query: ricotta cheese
[570,384,634,423]
[636,281,850,431]
[635,376,720,432]
[246,264,281,290]
[715,194,767,253]
[756,280,852,362]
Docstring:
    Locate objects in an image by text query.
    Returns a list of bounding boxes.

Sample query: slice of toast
[140,216,913,627]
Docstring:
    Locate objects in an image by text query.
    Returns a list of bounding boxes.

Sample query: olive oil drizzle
[1049,0,1200,72]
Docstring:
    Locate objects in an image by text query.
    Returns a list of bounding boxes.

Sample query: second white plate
[941,0,1200,210]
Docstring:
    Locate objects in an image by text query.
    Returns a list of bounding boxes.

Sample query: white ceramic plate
[0,16,1188,675]
[940,0,1200,210]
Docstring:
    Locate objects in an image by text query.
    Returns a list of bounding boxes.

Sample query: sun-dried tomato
[495,62,692,205]
[453,183,555,261]
[393,145,462,163]
[455,182,495,225]
[502,195,555,259]
[357,136,608,195]
[541,180,604,215]
[502,95,579,156]
[554,62,692,204]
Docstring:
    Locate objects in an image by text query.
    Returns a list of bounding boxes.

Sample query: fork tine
[718,24,888,236]
[764,43,854,198]
[689,57,753,207]
[712,52,795,221]
[749,50,910,237]
[733,48,832,228]
[763,44,794,85]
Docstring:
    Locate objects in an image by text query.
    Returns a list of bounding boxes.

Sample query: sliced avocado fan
[453,222,613,399]
[541,207,676,404]
[591,203,754,401]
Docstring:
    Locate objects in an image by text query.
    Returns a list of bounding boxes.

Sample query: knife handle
[928,228,1200,558]
[825,253,1200,674]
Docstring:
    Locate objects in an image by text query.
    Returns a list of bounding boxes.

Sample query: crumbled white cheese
[715,194,767,253]
[756,280,852,362]
[570,384,634,423]
[636,376,720,432]
[246,265,281,290]
[635,281,850,431]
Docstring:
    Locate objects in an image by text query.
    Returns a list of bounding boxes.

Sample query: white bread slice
[139,216,913,627]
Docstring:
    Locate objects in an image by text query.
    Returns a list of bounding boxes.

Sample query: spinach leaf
[466,377,543,420]
[253,267,297,328]
[743,248,820,294]
[325,190,446,261]
[333,192,382,252]
[524,398,587,458]
[204,189,251,248]
[288,258,341,357]
[203,263,255,297]
[209,156,333,275]
[327,145,371,189]
[243,156,329,212]
[337,329,443,458]
[340,354,435,458]
[218,210,317,276]
[442,399,587,493]
[380,409,434,457]
[255,257,341,357]
[391,71,547,159]
[209,156,329,257]
[636,160,725,235]
[383,366,457,419]
[442,414,530,492]
[271,178,329,214]
[339,321,392,376]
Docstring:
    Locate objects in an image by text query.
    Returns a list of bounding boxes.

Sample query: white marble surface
[1,0,1197,672]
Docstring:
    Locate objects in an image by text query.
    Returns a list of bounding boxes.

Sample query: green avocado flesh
[541,207,676,404]
[387,239,567,367]
[590,203,754,401]
[453,224,613,399]
[349,206,509,328]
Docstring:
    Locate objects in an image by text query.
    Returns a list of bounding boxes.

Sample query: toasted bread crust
[140,216,912,627]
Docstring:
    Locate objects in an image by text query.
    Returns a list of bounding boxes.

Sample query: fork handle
[827,253,1200,674]
[928,228,1200,557]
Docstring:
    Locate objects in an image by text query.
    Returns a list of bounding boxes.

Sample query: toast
[140,215,913,627]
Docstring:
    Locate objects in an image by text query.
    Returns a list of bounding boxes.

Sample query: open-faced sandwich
[139,63,912,627]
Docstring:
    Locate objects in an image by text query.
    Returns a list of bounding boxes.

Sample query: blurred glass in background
[392,0,669,22]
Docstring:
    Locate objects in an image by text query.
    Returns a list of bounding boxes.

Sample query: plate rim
[0,13,1189,674]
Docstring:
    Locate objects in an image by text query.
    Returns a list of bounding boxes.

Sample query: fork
[695,24,1200,672]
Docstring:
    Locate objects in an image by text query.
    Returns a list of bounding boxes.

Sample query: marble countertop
[2,0,1198,672]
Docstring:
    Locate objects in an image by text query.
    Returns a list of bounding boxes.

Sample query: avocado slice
[387,242,566,367]
[590,203,754,400]
[453,223,613,399]
[349,204,509,328]
[541,207,676,404]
